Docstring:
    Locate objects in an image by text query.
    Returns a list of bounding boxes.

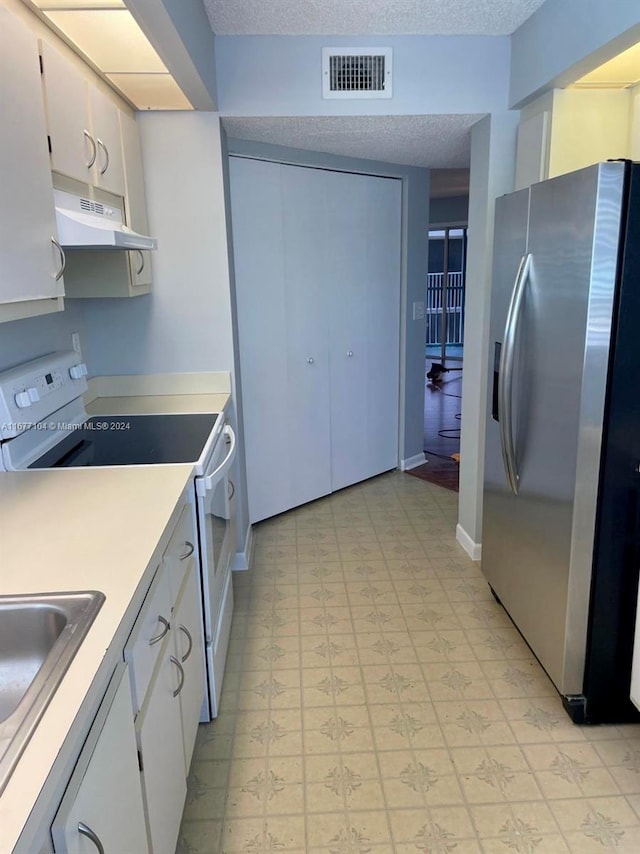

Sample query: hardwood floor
[407,365,462,492]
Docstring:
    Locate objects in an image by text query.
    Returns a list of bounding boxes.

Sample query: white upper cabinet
[88,86,126,196]
[41,42,125,196]
[120,110,152,290]
[0,7,64,323]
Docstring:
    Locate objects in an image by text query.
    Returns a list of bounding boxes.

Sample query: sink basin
[0,591,105,795]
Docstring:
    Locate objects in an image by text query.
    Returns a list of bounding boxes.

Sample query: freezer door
[482,187,530,639]
[483,163,625,697]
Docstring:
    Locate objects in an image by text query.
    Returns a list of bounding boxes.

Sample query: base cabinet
[51,663,148,854]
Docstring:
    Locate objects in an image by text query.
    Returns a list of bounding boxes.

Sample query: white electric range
[0,350,236,719]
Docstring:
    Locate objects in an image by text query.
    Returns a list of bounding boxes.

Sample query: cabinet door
[41,42,93,186]
[325,170,402,491]
[120,111,152,290]
[137,642,187,854]
[173,562,205,774]
[0,10,64,314]
[51,664,149,854]
[89,87,126,196]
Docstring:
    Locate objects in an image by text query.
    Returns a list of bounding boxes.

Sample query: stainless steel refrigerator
[483,160,640,724]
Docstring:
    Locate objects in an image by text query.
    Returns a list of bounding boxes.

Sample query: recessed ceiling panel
[572,42,640,88]
[107,73,193,110]
[44,9,167,72]
[33,1,125,8]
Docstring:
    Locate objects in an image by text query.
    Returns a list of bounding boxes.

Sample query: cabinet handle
[228,479,235,501]
[134,249,145,275]
[180,541,194,560]
[83,129,97,168]
[179,624,193,662]
[78,822,105,854]
[51,237,66,281]
[347,350,354,357]
[148,615,169,646]
[171,655,185,697]
[307,357,314,364]
[96,138,110,175]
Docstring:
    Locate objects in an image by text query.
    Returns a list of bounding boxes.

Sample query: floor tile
[178,471,640,853]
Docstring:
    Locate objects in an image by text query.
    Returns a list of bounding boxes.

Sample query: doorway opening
[419,227,468,491]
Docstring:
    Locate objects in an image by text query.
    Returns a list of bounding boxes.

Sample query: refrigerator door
[483,163,625,700]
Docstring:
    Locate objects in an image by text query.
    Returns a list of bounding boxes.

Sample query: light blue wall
[510,0,640,107]
[215,35,510,115]
[226,137,430,465]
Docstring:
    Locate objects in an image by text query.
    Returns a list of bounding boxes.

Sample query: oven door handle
[196,425,236,496]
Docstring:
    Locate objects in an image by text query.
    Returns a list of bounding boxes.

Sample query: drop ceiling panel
[204,0,547,36]
[222,114,482,168]
[44,10,167,72]
[106,73,193,110]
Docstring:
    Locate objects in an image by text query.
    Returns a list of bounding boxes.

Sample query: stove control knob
[69,363,88,380]
[15,390,32,408]
[27,387,40,403]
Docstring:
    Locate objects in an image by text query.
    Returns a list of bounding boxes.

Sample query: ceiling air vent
[322,47,392,99]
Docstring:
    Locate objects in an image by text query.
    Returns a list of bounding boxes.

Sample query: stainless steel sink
[0,591,105,795]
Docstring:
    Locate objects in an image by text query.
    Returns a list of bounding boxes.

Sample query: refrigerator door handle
[498,253,531,496]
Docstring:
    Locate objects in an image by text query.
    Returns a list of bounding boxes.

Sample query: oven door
[195,424,236,717]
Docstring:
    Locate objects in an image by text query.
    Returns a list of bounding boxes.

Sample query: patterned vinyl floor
[177,471,640,853]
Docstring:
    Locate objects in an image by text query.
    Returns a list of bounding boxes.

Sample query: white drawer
[124,564,172,713]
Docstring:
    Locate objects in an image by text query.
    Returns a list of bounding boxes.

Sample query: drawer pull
[148,615,169,646]
[171,655,185,697]
[180,541,194,561]
[228,479,235,501]
[179,624,193,662]
[83,130,97,168]
[78,822,105,854]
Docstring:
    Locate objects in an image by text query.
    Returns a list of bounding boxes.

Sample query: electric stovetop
[28,413,220,468]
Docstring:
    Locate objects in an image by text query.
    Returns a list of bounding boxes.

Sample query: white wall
[215,34,510,116]
[457,112,520,558]
[81,112,250,553]
[630,84,640,160]
[0,301,85,374]
[82,112,234,377]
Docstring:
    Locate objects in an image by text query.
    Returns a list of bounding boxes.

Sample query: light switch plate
[413,301,425,321]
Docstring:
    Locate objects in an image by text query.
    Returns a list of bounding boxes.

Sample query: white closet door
[325,170,401,491]
[231,158,331,523]
[280,163,332,512]
[231,157,291,523]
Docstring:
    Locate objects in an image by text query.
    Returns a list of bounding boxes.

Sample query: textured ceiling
[204,0,547,36]
[221,114,482,168]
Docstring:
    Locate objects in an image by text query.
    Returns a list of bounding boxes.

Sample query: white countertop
[0,464,194,852]
[85,392,230,416]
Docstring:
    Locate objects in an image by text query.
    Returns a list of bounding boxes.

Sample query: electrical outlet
[412,301,425,321]
[71,332,81,353]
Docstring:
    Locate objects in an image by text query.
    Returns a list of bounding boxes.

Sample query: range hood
[53,189,157,250]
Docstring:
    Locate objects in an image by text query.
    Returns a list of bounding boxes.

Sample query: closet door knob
[307,357,314,364]
[347,350,354,357]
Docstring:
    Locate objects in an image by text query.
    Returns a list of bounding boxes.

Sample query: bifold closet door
[324,170,401,491]
[230,158,331,523]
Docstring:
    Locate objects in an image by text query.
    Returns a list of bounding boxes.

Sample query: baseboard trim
[231,524,254,571]
[401,453,427,471]
[456,523,482,561]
